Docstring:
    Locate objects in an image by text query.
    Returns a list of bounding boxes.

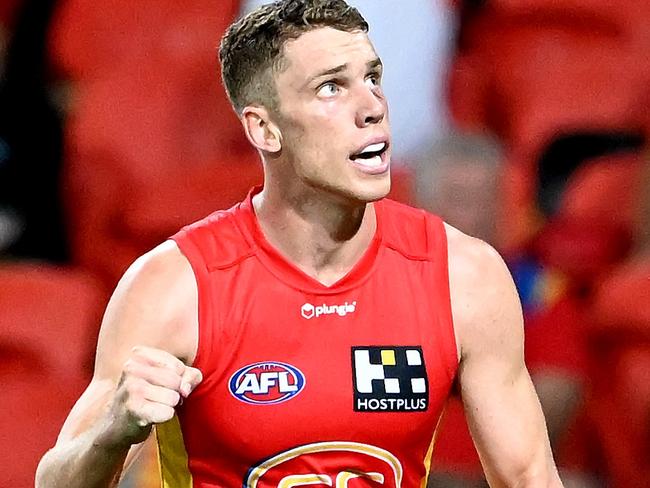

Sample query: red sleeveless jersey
[162,188,458,488]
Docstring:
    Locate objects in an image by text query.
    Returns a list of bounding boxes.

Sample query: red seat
[0,263,104,486]
[0,263,104,371]
[0,0,22,29]
[50,0,242,83]
[589,257,650,343]
[52,0,261,287]
[577,257,650,486]
[447,4,649,254]
[585,346,650,487]
[560,154,644,242]
[449,0,650,139]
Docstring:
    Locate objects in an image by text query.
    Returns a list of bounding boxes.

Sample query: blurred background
[0,0,648,486]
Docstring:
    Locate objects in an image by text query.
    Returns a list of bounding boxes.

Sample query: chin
[303,169,391,205]
[348,174,391,203]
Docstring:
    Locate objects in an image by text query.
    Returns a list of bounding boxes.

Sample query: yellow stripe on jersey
[420,404,448,488]
[156,415,193,488]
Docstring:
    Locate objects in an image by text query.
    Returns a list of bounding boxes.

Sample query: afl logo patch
[229,361,306,405]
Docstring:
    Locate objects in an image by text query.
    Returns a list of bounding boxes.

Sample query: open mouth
[349,142,389,173]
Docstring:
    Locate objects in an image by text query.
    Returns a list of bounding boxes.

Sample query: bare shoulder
[53,240,199,442]
[444,223,523,361]
[444,225,561,486]
[95,240,199,376]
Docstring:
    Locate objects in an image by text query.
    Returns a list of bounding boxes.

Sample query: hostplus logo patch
[300,301,357,320]
[352,346,429,412]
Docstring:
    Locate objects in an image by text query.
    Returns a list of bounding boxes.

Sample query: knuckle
[124,396,142,415]
[192,368,203,383]
[172,360,185,376]
[126,376,146,396]
[158,405,175,422]
[118,375,133,393]
[133,403,154,426]
[157,367,179,388]
[122,358,137,375]
[168,390,181,406]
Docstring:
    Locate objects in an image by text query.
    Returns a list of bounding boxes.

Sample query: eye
[317,82,339,98]
[365,72,381,88]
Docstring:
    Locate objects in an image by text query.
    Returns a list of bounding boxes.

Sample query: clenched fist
[107,346,202,447]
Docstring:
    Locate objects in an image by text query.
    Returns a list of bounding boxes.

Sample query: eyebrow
[306,57,383,87]
[367,57,383,71]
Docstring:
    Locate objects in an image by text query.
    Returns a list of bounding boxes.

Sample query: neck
[253,182,377,286]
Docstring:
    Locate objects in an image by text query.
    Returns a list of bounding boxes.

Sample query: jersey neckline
[235,186,384,295]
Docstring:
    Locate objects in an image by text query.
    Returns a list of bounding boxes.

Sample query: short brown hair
[219,0,368,114]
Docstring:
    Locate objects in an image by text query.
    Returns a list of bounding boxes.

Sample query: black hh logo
[352,346,429,412]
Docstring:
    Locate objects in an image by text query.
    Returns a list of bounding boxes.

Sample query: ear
[241,106,282,153]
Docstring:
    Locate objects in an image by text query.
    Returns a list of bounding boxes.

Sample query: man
[36,1,563,487]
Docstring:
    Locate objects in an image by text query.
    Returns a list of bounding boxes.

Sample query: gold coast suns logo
[244,441,403,487]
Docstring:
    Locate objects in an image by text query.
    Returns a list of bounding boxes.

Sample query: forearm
[512,464,564,488]
[479,412,565,488]
[35,422,131,488]
[462,366,564,488]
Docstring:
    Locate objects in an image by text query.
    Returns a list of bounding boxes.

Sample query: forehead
[280,27,377,78]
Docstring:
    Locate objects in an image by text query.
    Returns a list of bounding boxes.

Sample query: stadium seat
[586,346,650,487]
[0,0,22,30]
[589,256,650,344]
[448,8,648,254]
[52,0,263,288]
[0,263,104,486]
[574,256,650,486]
[560,154,645,245]
[50,0,242,83]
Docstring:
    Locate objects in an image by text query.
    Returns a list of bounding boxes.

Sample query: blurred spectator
[559,150,649,487]
[513,145,647,487]
[447,0,650,253]
[414,132,502,243]
[0,0,68,262]
[414,132,597,487]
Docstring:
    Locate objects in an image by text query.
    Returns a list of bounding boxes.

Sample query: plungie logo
[300,303,315,319]
[229,361,305,405]
[301,301,357,319]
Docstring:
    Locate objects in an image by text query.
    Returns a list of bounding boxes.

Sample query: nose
[355,85,386,127]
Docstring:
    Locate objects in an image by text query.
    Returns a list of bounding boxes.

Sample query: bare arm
[35,241,201,488]
[447,224,563,488]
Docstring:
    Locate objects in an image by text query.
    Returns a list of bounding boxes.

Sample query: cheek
[293,119,344,155]
[279,101,350,158]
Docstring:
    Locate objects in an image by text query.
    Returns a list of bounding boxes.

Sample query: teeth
[360,142,386,154]
[355,155,383,167]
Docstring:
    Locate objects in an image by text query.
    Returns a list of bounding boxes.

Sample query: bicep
[94,241,198,378]
[57,241,198,443]
[460,347,550,485]
[448,230,556,485]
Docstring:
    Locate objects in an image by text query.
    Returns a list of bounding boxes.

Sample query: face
[431,158,499,243]
[270,27,392,203]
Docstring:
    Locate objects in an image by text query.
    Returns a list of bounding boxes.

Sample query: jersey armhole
[171,234,216,374]
[428,217,460,383]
